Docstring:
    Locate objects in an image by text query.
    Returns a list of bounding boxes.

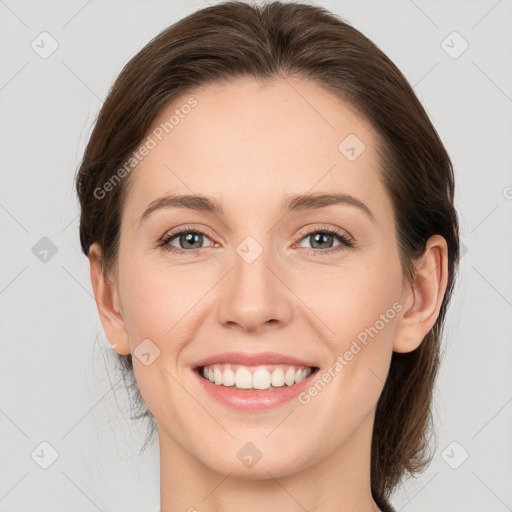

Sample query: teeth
[271,368,285,387]
[285,367,295,386]
[252,368,271,390]
[200,364,313,391]
[214,367,223,385]
[235,367,252,389]
[223,368,235,386]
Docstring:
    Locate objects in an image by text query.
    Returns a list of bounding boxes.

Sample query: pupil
[182,232,202,249]
[312,233,332,249]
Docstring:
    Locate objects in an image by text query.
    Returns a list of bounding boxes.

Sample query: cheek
[119,261,210,342]
[295,255,403,415]
[294,258,402,350]
[116,262,205,425]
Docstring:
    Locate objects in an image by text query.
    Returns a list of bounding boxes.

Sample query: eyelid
[293,224,354,245]
[160,224,217,243]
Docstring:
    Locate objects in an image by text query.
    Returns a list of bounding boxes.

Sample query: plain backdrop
[1,0,511,510]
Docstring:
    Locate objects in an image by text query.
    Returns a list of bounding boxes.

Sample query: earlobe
[88,243,131,355]
[393,235,449,353]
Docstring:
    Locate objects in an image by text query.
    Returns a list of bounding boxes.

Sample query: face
[109,77,410,478]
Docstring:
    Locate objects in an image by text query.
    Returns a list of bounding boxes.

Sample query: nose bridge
[216,235,293,331]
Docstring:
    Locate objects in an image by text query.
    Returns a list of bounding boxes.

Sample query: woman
[76,2,459,510]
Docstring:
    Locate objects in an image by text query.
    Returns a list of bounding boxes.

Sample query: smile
[191,352,320,410]
[199,363,314,391]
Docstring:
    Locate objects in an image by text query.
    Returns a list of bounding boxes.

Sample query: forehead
[124,77,390,223]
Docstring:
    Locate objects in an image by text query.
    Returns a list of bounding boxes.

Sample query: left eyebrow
[282,192,376,223]
[139,191,376,225]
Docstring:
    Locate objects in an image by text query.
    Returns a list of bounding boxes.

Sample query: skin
[88,77,448,512]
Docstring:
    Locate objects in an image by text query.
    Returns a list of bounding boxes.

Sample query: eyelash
[157,224,355,257]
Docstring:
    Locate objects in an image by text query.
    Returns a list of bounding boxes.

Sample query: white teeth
[252,368,271,390]
[235,367,252,389]
[271,368,285,387]
[201,364,313,391]
[214,367,223,385]
[284,367,295,386]
[223,368,235,386]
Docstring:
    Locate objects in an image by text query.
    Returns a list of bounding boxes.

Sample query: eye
[158,224,354,256]
[295,226,354,256]
[159,226,215,254]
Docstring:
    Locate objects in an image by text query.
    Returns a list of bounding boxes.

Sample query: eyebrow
[139,192,376,224]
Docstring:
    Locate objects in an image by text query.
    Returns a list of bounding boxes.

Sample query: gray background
[1,0,511,510]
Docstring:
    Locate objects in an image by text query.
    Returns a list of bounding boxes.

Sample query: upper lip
[193,351,318,368]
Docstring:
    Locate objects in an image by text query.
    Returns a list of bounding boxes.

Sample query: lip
[191,352,319,411]
[192,351,317,368]
[192,367,319,411]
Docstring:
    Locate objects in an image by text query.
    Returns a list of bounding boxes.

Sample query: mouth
[191,351,320,410]
[191,352,320,410]
[195,363,320,391]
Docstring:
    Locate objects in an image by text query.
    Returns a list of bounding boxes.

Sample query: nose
[216,243,294,333]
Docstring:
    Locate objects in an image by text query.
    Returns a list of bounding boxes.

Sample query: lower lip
[193,368,319,411]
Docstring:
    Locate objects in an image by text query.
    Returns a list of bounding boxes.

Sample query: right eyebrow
[139,194,223,225]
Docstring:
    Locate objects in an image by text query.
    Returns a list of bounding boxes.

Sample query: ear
[88,242,131,355]
[393,235,449,353]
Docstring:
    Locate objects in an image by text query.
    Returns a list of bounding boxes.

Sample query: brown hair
[75,0,459,499]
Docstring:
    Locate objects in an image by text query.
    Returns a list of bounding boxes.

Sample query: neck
[159,410,380,512]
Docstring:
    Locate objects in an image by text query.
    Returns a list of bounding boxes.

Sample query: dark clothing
[372,487,396,512]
